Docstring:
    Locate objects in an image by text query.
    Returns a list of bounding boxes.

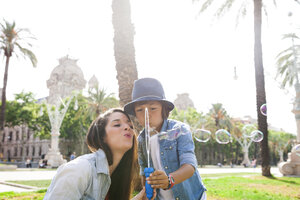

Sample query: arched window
[16,131,19,141]
[39,146,42,156]
[26,147,29,156]
[32,146,35,157]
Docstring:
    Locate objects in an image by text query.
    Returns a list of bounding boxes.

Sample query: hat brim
[124,96,174,116]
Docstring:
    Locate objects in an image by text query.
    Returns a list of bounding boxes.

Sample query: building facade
[0,126,50,162]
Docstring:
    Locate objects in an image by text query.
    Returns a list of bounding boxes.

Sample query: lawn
[205,176,300,200]
[0,175,299,199]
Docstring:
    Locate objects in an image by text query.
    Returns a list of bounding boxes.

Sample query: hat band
[133,95,164,101]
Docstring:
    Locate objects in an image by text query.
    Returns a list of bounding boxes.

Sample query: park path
[0,166,282,193]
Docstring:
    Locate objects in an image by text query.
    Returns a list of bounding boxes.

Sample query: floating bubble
[193,129,211,143]
[294,144,300,157]
[215,129,231,144]
[250,130,264,142]
[260,104,267,116]
[242,124,257,138]
[157,125,189,141]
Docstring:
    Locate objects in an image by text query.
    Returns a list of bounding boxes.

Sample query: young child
[124,78,206,200]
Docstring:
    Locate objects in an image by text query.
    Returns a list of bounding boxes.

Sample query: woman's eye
[136,108,143,112]
[151,107,157,111]
[130,125,134,129]
[114,124,121,127]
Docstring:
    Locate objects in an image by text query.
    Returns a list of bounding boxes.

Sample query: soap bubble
[157,125,189,140]
[242,124,257,138]
[193,129,211,143]
[260,104,267,116]
[250,130,264,142]
[215,129,231,144]
[294,144,300,157]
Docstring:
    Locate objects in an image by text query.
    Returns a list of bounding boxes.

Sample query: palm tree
[112,0,138,107]
[86,86,119,119]
[208,103,232,130]
[194,0,272,176]
[0,19,37,136]
[276,33,300,88]
[276,31,300,143]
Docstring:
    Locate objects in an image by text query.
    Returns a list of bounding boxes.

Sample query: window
[39,146,42,156]
[32,146,35,157]
[14,147,17,156]
[9,132,13,141]
[16,131,19,141]
[27,130,30,140]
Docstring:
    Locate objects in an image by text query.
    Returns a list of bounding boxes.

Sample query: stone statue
[278,144,300,176]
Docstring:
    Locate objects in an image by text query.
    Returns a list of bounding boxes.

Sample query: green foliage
[170,107,205,128]
[60,93,92,140]
[276,32,300,88]
[4,91,50,138]
[0,19,37,65]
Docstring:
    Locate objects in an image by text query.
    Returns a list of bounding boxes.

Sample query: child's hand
[146,170,169,189]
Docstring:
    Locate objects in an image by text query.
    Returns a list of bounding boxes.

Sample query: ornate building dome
[47,56,86,104]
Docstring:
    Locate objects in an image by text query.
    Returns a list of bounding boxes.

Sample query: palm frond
[235,1,248,28]
[14,42,37,67]
[198,0,215,13]
[216,0,235,18]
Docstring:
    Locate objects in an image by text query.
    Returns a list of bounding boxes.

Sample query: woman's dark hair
[86,108,138,200]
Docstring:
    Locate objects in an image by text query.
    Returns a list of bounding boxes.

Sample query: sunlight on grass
[1,176,299,199]
[204,176,300,200]
[7,180,51,188]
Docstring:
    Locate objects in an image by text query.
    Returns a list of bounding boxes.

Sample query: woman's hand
[146,170,169,189]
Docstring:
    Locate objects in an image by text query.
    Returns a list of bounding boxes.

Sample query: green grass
[1,175,299,199]
[201,172,259,178]
[7,180,51,188]
[204,176,300,200]
[0,189,46,200]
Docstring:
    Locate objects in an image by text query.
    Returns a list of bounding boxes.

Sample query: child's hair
[134,101,171,119]
[86,108,138,200]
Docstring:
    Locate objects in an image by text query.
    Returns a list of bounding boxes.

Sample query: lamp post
[44,93,77,168]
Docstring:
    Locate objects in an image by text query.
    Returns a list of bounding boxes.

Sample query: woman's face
[134,101,164,132]
[105,112,134,154]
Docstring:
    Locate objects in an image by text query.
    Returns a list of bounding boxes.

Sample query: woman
[44,108,152,200]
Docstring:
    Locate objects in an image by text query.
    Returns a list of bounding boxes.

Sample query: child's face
[134,101,164,132]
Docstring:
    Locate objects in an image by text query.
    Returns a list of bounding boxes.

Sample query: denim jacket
[138,119,206,200]
[44,149,111,200]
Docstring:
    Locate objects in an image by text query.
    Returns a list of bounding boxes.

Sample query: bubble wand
[144,108,154,199]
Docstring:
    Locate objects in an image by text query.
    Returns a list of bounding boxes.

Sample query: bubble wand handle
[144,167,154,199]
[144,108,154,199]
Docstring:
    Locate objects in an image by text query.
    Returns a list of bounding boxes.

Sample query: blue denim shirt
[44,149,111,200]
[138,119,206,200]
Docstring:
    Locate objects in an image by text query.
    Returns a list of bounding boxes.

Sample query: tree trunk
[253,0,271,176]
[112,0,138,107]
[0,56,11,136]
[112,0,140,190]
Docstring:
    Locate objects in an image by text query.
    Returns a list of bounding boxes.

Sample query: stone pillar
[44,106,68,168]
[279,83,300,175]
[292,83,300,143]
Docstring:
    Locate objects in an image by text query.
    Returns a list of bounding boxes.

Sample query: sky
[0,0,299,134]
